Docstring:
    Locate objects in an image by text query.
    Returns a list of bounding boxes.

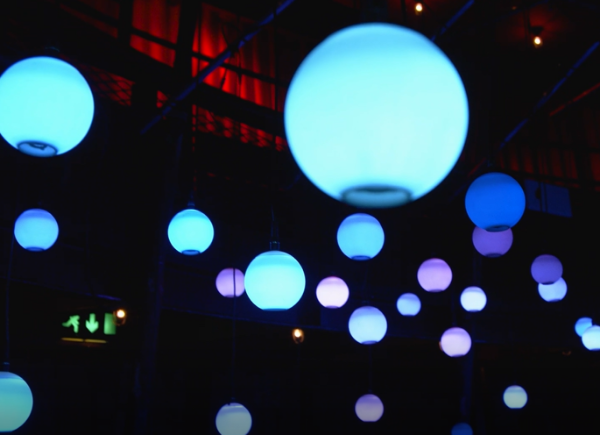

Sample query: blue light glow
[582,325,600,351]
[465,173,525,231]
[531,254,563,285]
[0,372,33,432]
[337,213,384,260]
[396,293,421,316]
[575,317,593,337]
[503,385,528,409]
[451,422,473,435]
[355,393,384,422]
[460,286,487,312]
[0,56,94,157]
[244,250,305,311]
[538,277,567,302]
[284,23,469,208]
[215,402,252,435]
[348,306,387,345]
[167,208,214,255]
[14,208,59,251]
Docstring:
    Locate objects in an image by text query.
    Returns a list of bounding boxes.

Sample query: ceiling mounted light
[0,372,33,432]
[14,208,59,251]
[215,268,245,298]
[460,286,487,312]
[531,254,562,285]
[414,2,423,14]
[538,277,567,302]
[348,306,387,345]
[292,328,305,344]
[417,258,452,292]
[472,226,513,257]
[465,172,526,231]
[396,293,421,316]
[451,422,473,435]
[440,327,471,357]
[284,23,469,208]
[582,325,600,351]
[503,385,528,409]
[355,393,384,422]
[167,208,214,255]
[316,276,349,309]
[215,402,252,435]
[337,213,384,260]
[0,56,94,157]
[575,317,593,337]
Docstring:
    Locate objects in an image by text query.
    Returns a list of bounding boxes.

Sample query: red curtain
[130,0,180,66]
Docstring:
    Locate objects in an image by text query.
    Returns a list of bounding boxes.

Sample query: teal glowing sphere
[215,402,252,435]
[0,372,33,432]
[337,213,384,260]
[538,277,567,302]
[0,56,94,157]
[167,208,214,255]
[503,385,527,409]
[348,306,387,344]
[582,325,600,351]
[14,208,59,251]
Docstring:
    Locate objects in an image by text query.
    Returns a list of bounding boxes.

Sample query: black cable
[230,267,237,401]
[368,345,373,392]
[3,234,15,371]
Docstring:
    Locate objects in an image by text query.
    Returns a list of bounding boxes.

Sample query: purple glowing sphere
[215,268,245,298]
[531,254,563,285]
[316,276,349,309]
[417,258,452,292]
[355,393,384,422]
[440,327,471,357]
[472,226,513,257]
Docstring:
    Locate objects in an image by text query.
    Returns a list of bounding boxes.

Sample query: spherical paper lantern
[0,56,94,157]
[284,23,468,208]
[538,277,567,302]
[417,258,452,292]
[337,213,384,260]
[244,250,305,310]
[531,254,562,285]
[472,226,513,257]
[216,268,245,298]
[167,208,214,255]
[460,286,487,312]
[355,393,384,422]
[503,385,527,409]
[440,327,471,357]
[465,172,525,231]
[582,325,600,351]
[348,306,387,345]
[14,208,59,251]
[0,372,33,432]
[215,402,252,435]
[575,317,593,337]
[316,276,349,308]
[396,293,421,316]
[451,422,473,435]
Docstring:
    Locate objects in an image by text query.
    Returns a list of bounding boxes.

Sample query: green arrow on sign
[86,313,99,333]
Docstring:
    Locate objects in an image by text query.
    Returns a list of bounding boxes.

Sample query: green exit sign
[61,312,119,344]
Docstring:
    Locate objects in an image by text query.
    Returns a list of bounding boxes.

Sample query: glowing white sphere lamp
[503,385,528,409]
[337,213,384,260]
[0,56,94,157]
[215,402,252,435]
[284,23,469,208]
[417,258,452,292]
[440,327,471,357]
[396,293,421,316]
[167,208,214,255]
[472,226,513,257]
[0,372,33,432]
[316,276,349,308]
[531,254,562,285]
[355,393,384,422]
[465,173,526,231]
[575,317,593,337]
[538,277,567,302]
[582,325,600,351]
[215,268,245,298]
[451,422,473,435]
[348,306,387,345]
[14,208,59,251]
[460,286,487,312]
[244,250,305,310]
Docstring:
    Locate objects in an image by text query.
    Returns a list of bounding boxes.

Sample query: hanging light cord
[368,345,373,393]
[230,269,237,402]
[3,234,15,371]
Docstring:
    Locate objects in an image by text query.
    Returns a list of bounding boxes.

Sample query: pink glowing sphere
[417,258,452,292]
[316,276,349,309]
[355,393,384,422]
[531,254,563,285]
[215,268,245,298]
[472,226,513,257]
[440,327,471,357]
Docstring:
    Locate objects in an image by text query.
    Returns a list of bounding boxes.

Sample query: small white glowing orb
[503,385,528,409]
[14,208,59,251]
[440,327,471,357]
[316,276,349,308]
[396,293,421,316]
[0,372,33,432]
[538,277,567,302]
[575,317,593,337]
[348,306,387,345]
[215,402,252,435]
[417,258,452,292]
[168,208,214,255]
[355,393,384,422]
[530,254,562,285]
[451,422,473,435]
[582,325,600,351]
[460,286,487,312]
[337,213,384,260]
[0,56,94,156]
[215,268,245,298]
[472,226,513,257]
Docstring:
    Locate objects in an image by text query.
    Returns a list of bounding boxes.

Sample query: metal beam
[430,0,475,42]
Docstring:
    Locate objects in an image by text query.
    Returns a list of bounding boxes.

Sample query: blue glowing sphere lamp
[0,56,94,157]
[531,254,562,285]
[355,393,384,422]
[460,286,487,312]
[0,372,33,432]
[575,317,593,337]
[215,402,252,435]
[440,327,471,357]
[216,268,245,298]
[14,208,59,251]
[337,213,384,260]
[417,258,452,292]
[316,276,349,309]
[538,277,567,302]
[503,385,528,409]
[582,325,600,351]
[284,23,469,208]
[451,422,473,435]
[472,226,513,257]
[465,173,525,231]
[348,306,387,345]
[167,207,214,255]
[396,293,421,316]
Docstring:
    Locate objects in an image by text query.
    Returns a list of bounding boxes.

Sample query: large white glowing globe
[316,276,349,308]
[440,327,471,357]
[503,385,527,409]
[575,317,593,337]
[0,372,33,432]
[460,286,487,312]
[244,250,305,310]
[167,208,214,255]
[451,422,473,435]
[215,402,252,435]
[337,213,384,260]
[531,254,562,285]
[396,293,421,316]
[348,306,387,345]
[14,208,59,251]
[538,277,567,302]
[417,258,452,292]
[216,268,245,298]
[582,325,600,351]
[355,393,384,422]
[0,56,94,157]
[284,23,469,208]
